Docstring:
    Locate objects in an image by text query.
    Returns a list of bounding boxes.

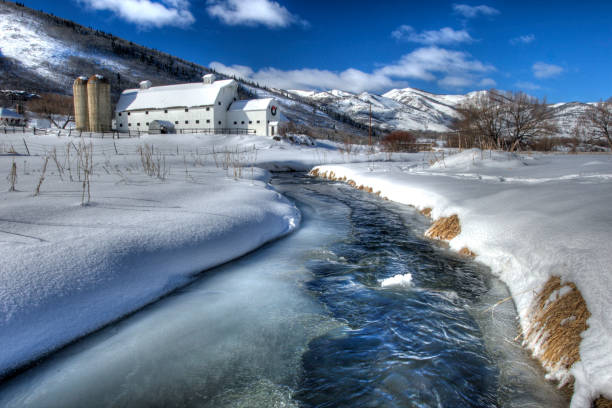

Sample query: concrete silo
[73,76,89,131]
[87,74,112,132]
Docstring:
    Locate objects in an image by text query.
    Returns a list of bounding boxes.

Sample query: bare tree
[581,98,612,149]
[454,89,506,149]
[501,91,558,150]
[381,130,417,152]
[26,93,74,128]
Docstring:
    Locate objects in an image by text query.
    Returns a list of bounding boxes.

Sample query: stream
[0,174,566,407]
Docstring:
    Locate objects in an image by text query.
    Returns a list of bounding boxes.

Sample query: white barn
[115,74,281,136]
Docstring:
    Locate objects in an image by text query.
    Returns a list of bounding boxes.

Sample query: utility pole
[369,102,372,146]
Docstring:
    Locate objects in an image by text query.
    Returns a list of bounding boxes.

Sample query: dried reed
[425,214,461,240]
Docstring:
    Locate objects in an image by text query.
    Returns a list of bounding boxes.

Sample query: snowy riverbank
[0,132,381,377]
[312,149,612,407]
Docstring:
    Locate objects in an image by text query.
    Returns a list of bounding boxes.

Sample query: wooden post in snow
[369,102,372,147]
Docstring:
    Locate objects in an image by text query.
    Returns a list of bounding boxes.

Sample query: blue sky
[22,0,612,102]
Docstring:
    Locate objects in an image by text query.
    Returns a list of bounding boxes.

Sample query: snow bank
[0,132,377,377]
[312,151,612,407]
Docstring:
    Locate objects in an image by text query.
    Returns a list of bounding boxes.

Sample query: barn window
[127,112,131,116]
[137,123,140,126]
[218,102,221,105]
[206,107,210,111]
[145,111,149,115]
[175,121,178,124]
[185,120,189,124]
[249,120,252,124]
[206,119,210,124]
[257,120,260,124]
[119,124,123,127]
[146,122,149,126]
[118,112,122,117]
[196,120,199,124]
[129,123,132,126]
[164,110,168,113]
[185,108,189,112]
[241,121,245,125]
[233,121,237,125]
[218,121,221,125]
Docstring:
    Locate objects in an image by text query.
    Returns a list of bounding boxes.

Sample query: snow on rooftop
[0,108,23,119]
[229,98,274,112]
[116,79,236,112]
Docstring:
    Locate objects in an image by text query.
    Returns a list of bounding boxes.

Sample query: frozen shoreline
[1,133,363,377]
[312,150,612,407]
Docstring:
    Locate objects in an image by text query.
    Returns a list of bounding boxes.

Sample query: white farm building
[115,74,281,136]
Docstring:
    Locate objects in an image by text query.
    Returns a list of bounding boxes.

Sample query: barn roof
[116,79,236,112]
[0,108,23,119]
[229,98,274,112]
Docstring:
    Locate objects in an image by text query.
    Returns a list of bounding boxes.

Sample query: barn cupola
[203,74,216,84]
[140,80,152,90]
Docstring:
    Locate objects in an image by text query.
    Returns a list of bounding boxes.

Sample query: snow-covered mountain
[288,88,496,133]
[289,89,457,132]
[290,87,594,137]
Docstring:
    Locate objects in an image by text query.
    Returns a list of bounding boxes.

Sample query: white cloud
[206,0,306,28]
[509,34,535,45]
[478,77,497,87]
[78,0,195,28]
[453,4,500,18]
[532,62,563,78]
[211,46,495,93]
[210,62,399,93]
[515,81,541,90]
[378,46,495,81]
[391,25,473,45]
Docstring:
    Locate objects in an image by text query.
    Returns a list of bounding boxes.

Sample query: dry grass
[425,214,461,240]
[420,207,432,218]
[525,276,590,392]
[595,397,612,408]
[7,160,17,192]
[459,247,476,257]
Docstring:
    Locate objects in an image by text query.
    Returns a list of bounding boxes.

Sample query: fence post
[22,138,30,156]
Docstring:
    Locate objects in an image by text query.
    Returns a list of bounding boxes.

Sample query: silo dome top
[139,80,152,90]
[88,74,109,84]
[74,76,89,84]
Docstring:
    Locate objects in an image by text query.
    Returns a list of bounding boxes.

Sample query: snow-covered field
[0,132,386,378]
[3,131,610,406]
[313,149,612,407]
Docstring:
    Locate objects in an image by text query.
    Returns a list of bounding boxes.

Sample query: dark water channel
[0,174,565,407]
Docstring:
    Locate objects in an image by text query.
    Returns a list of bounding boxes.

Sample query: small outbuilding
[29,118,52,129]
[148,120,175,134]
[0,108,25,126]
[227,98,280,136]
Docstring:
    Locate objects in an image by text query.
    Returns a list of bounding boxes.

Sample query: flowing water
[0,174,566,407]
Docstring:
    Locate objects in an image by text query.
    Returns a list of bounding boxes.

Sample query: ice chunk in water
[381,273,413,288]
